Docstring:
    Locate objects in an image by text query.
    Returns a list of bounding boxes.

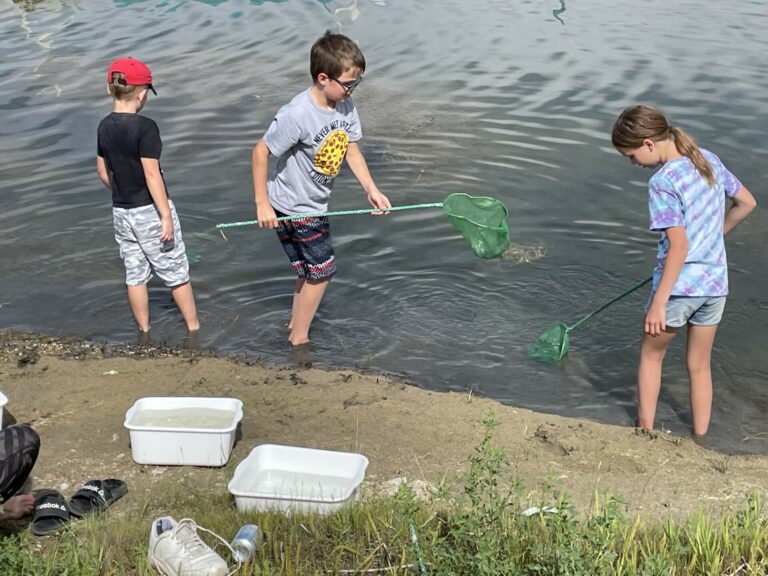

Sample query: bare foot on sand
[1,493,35,519]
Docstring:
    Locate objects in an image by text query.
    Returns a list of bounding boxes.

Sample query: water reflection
[11,0,49,11]
[552,0,566,25]
[110,0,339,10]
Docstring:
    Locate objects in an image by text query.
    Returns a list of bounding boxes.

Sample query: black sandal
[68,479,128,518]
[30,491,70,536]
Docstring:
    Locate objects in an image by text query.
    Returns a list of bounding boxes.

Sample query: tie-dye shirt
[648,149,741,297]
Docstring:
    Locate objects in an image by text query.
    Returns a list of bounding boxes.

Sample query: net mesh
[442,193,510,259]
[527,322,569,363]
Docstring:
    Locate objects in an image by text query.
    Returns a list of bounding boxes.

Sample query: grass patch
[2,414,768,574]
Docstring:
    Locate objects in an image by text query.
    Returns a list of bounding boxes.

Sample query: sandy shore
[2,330,767,520]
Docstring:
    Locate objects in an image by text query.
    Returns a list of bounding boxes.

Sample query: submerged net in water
[528,277,653,364]
[528,322,570,363]
[442,193,510,259]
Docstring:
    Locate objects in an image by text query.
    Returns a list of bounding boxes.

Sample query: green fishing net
[528,277,653,364]
[442,193,510,259]
[528,322,570,363]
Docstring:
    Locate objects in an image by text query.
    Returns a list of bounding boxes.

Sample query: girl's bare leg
[637,328,676,430]
[170,282,200,332]
[127,284,150,332]
[289,277,330,346]
[686,323,718,436]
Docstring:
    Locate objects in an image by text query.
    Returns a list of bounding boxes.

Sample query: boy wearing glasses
[96,57,199,337]
[252,31,391,345]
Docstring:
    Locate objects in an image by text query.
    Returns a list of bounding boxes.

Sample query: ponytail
[669,126,715,186]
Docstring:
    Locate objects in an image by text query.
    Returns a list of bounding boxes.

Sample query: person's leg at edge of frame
[289,277,331,346]
[636,328,676,430]
[170,281,200,332]
[0,426,40,519]
[686,323,718,437]
[127,284,150,332]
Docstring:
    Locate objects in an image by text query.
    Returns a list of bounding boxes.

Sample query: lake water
[1,0,766,453]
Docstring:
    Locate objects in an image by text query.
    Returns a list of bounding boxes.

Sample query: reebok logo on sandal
[78,484,105,499]
[36,502,67,511]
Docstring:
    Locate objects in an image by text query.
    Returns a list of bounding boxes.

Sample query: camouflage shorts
[112,199,190,287]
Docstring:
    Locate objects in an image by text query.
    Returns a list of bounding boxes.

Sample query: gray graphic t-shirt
[263,89,362,215]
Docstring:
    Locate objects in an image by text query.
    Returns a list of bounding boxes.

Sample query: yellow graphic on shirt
[313,130,349,177]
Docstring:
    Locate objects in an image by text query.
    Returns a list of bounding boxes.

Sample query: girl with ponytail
[612,104,756,439]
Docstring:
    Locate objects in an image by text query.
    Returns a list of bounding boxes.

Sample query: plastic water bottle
[231,524,261,562]
[155,518,173,535]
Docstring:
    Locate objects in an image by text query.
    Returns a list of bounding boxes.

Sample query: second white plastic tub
[228,444,369,514]
[124,397,243,466]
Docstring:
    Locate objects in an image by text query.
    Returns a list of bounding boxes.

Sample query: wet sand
[2,330,767,520]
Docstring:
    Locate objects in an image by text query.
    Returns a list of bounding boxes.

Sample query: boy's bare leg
[170,282,200,332]
[127,284,150,332]
[289,277,330,346]
[686,323,718,436]
[288,277,307,331]
[637,328,676,430]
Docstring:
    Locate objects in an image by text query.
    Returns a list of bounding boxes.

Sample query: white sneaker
[148,516,229,576]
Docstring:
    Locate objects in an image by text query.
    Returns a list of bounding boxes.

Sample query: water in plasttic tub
[131,407,235,429]
[246,470,351,500]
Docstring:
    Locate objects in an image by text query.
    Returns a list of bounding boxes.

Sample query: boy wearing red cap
[96,57,199,336]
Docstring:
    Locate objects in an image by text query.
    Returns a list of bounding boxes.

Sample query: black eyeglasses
[329,75,363,94]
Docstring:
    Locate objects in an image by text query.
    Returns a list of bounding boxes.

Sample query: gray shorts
[112,199,190,287]
[647,295,727,327]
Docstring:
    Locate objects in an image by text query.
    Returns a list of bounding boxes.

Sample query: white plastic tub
[124,397,243,466]
[0,390,7,430]
[228,444,368,514]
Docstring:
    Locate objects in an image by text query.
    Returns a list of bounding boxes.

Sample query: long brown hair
[611,105,715,186]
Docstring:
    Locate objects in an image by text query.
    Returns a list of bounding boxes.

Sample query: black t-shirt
[97,113,168,208]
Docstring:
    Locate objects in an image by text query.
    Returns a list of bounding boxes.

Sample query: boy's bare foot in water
[137,329,151,347]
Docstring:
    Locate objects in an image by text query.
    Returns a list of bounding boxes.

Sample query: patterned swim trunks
[112,199,190,287]
[275,212,336,281]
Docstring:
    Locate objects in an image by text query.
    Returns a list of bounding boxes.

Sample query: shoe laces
[173,518,241,575]
[174,519,210,555]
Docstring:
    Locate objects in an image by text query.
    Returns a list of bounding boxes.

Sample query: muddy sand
[2,330,767,522]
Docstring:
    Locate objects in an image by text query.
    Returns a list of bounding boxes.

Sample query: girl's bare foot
[1,493,35,519]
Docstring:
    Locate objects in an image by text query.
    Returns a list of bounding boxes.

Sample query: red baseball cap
[107,57,157,94]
